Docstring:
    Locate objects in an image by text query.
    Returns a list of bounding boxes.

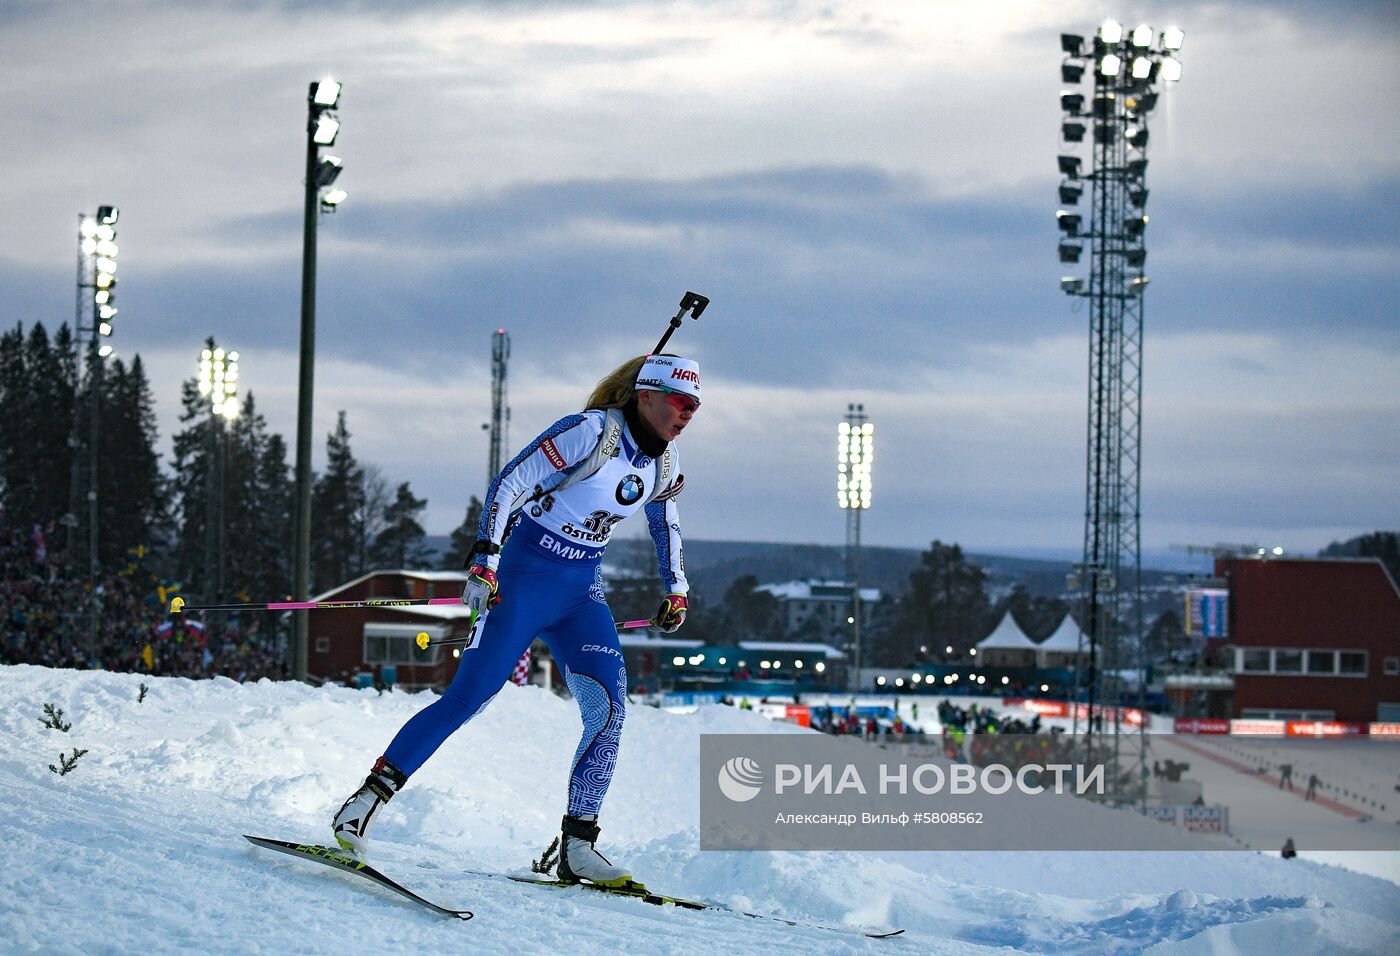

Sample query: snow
[5,664,1399,954]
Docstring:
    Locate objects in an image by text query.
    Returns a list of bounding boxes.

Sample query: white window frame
[363,623,442,666]
[1234,646,1367,678]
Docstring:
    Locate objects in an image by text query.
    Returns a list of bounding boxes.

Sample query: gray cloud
[3,0,1397,555]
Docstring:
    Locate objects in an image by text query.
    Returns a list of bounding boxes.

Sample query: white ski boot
[556,814,636,888]
[332,757,406,858]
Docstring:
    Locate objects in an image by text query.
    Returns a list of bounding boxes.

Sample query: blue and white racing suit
[383,408,687,818]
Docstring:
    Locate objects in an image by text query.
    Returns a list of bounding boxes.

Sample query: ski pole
[415,617,655,650]
[652,291,709,354]
[169,595,468,614]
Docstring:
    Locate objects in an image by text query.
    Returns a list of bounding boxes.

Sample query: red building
[1219,556,1400,723]
[308,570,479,691]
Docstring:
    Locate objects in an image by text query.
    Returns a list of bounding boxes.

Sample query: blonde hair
[585,354,660,410]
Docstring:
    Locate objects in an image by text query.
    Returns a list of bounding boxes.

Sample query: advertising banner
[1174,718,1230,735]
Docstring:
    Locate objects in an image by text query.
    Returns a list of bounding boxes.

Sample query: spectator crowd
[1,528,286,682]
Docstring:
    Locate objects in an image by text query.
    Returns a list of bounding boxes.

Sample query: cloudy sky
[4,0,1397,565]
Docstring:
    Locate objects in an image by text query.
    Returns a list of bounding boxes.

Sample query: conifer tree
[372,481,428,569]
[96,355,165,569]
[311,411,363,591]
[444,496,483,569]
[169,377,216,595]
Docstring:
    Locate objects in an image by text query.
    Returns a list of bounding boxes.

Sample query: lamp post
[837,404,874,692]
[293,78,345,681]
[1057,19,1183,800]
[67,206,119,657]
[198,341,239,618]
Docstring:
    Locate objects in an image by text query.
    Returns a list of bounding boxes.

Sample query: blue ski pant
[383,532,627,818]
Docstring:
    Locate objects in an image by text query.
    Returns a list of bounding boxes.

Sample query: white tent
[977,611,1040,651]
[976,611,1039,665]
[1037,613,1088,665]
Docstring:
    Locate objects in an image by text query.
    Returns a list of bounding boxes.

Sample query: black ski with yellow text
[244,835,473,920]
[494,872,904,939]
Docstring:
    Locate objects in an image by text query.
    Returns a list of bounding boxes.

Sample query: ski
[244,835,473,921]
[488,872,903,939]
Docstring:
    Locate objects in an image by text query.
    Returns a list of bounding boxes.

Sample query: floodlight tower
[293,78,345,681]
[1057,20,1183,801]
[838,404,874,691]
[487,329,511,484]
[198,341,240,609]
[67,205,119,655]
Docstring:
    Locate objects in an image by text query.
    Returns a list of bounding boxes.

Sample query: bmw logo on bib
[615,474,645,506]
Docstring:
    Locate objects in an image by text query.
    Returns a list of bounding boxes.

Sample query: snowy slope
[3,664,1399,955]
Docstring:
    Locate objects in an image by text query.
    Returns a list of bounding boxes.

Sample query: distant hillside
[423,534,1184,600]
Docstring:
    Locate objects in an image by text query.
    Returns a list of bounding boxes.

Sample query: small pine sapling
[49,748,89,776]
[531,836,560,875]
[39,703,71,732]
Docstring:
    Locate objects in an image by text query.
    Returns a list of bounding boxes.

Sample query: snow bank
[4,664,1397,954]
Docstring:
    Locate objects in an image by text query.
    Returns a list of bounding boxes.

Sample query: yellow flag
[142,643,154,670]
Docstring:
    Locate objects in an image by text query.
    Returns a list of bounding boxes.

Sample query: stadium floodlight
[97,344,113,358]
[1058,155,1082,177]
[1059,242,1082,264]
[837,419,875,510]
[315,156,343,188]
[321,188,347,209]
[1127,158,1148,178]
[1126,276,1150,295]
[95,224,116,242]
[313,115,340,145]
[98,322,113,337]
[1124,215,1148,236]
[1061,276,1085,294]
[1061,33,1085,55]
[1161,58,1183,82]
[1131,56,1153,80]
[312,79,342,109]
[1098,20,1123,44]
[97,206,119,225]
[95,257,117,275]
[95,239,118,258]
[1057,211,1082,236]
[1061,62,1084,84]
[94,289,111,305]
[1128,185,1149,207]
[96,272,115,290]
[1126,126,1149,147]
[1092,93,1116,117]
[199,341,240,420]
[1059,181,1082,205]
[98,305,117,320]
[1062,121,1086,142]
[1131,25,1154,48]
[1126,92,1158,114]
[1099,53,1122,77]
[1162,27,1184,51]
[1125,248,1147,267]
[1060,91,1085,114]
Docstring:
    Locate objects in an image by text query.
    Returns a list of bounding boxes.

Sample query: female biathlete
[331,353,700,888]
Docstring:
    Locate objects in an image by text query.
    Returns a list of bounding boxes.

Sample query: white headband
[636,355,701,401]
